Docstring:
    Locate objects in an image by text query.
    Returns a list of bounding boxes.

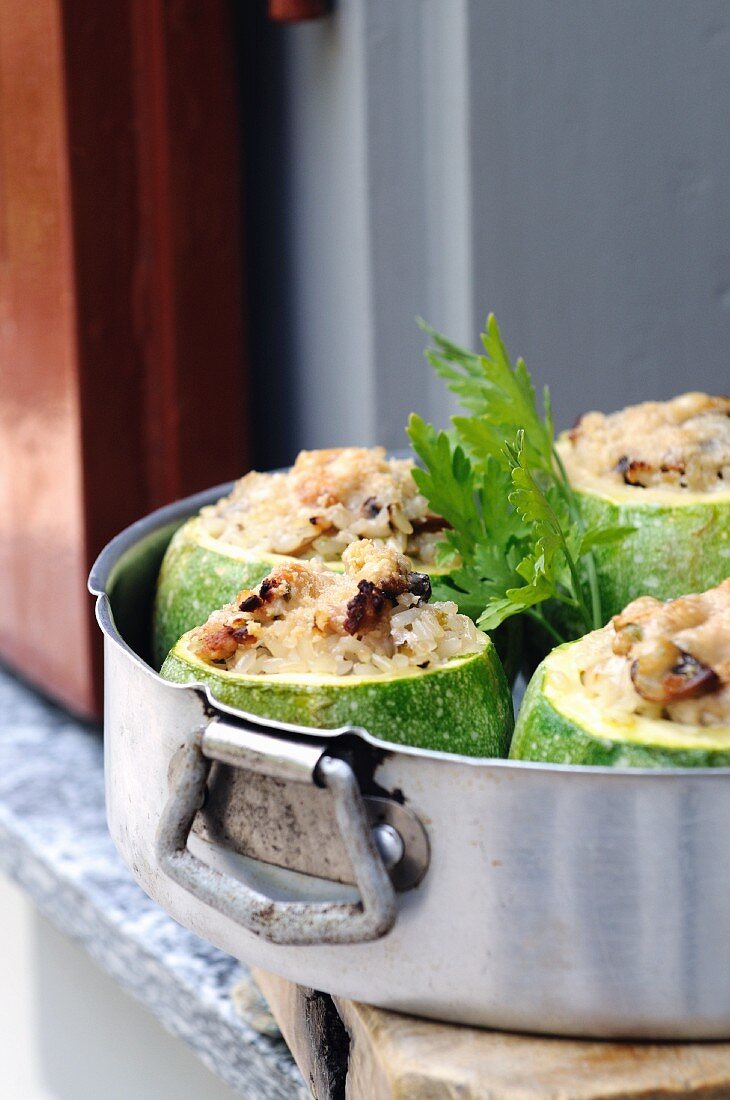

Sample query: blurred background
[0,1,728,1096]
[248,0,730,459]
[2,0,729,718]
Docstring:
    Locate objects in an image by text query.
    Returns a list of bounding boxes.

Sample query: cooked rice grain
[199,446,447,562]
[574,580,730,727]
[565,393,730,492]
[189,541,485,678]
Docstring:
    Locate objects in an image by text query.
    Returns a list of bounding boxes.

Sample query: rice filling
[189,540,486,678]
[198,446,448,562]
[569,580,730,727]
[564,392,730,492]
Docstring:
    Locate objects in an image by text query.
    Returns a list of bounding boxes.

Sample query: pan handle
[154,718,397,945]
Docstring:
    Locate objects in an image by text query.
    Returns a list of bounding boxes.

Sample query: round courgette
[560,439,730,618]
[161,634,513,758]
[510,640,730,768]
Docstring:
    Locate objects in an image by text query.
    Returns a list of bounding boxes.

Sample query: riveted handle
[154,718,397,945]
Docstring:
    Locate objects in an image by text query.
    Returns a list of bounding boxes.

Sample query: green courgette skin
[529,490,730,666]
[577,490,730,619]
[510,652,730,768]
[153,524,276,669]
[161,644,514,758]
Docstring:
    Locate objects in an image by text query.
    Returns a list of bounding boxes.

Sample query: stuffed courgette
[154,446,453,667]
[511,579,730,767]
[559,392,730,620]
[161,541,513,757]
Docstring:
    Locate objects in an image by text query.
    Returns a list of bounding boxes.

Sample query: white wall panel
[0,875,237,1100]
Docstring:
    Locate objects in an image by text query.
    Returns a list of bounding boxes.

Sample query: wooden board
[253,970,730,1100]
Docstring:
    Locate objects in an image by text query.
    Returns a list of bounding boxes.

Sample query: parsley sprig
[407,315,633,643]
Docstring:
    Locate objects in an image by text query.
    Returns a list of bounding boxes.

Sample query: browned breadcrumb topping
[187,541,485,677]
[198,447,449,562]
[565,393,730,492]
[579,580,730,726]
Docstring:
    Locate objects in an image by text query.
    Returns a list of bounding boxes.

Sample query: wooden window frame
[0,0,249,716]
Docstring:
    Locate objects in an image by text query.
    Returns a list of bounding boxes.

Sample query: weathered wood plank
[253,971,349,1100]
[335,998,730,1100]
[255,970,730,1100]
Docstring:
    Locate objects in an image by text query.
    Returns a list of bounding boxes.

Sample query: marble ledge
[0,665,306,1100]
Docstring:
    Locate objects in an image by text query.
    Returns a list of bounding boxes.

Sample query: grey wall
[468,0,730,430]
[246,0,730,465]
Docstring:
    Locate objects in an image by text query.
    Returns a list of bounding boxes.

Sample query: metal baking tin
[89,486,730,1039]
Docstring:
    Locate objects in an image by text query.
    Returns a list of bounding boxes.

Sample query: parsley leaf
[421,314,553,474]
[408,415,526,619]
[407,415,483,559]
[408,316,634,642]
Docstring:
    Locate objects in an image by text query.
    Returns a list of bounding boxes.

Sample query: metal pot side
[91,487,730,1039]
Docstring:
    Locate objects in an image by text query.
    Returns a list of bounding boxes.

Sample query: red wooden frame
[268,0,330,21]
[0,0,249,716]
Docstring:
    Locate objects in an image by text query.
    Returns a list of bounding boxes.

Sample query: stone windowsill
[0,665,305,1099]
